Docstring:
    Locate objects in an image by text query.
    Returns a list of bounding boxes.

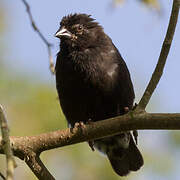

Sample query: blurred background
[0,0,180,179]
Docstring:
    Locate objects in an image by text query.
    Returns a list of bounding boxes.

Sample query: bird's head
[55,13,104,49]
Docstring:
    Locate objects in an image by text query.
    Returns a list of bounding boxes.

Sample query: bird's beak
[55,27,72,38]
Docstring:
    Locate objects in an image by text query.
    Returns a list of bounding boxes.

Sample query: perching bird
[55,13,143,176]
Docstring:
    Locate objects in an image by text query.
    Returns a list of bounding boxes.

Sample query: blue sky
[1,0,180,179]
[3,0,180,113]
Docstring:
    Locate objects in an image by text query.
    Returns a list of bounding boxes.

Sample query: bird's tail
[94,133,143,176]
[107,134,144,176]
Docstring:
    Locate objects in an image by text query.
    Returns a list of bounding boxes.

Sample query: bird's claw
[132,103,138,110]
[88,140,95,152]
[87,118,94,125]
[74,120,95,151]
[74,121,86,129]
[123,106,138,145]
[87,119,95,151]
[133,130,138,145]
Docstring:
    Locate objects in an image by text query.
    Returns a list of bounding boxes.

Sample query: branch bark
[0,105,17,180]
[0,112,180,179]
[1,112,180,155]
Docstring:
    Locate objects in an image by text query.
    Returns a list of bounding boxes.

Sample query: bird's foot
[87,118,93,125]
[87,119,95,151]
[74,120,95,151]
[133,130,138,145]
[88,140,95,151]
[71,121,86,134]
[74,121,86,129]
[123,107,138,145]
[132,103,138,110]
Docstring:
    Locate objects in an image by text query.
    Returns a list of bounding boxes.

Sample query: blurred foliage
[113,0,160,10]
[169,131,180,147]
[141,0,160,10]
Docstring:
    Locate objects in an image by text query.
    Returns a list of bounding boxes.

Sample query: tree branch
[21,0,55,74]
[137,0,179,110]
[0,172,6,180]
[25,151,55,180]
[1,112,180,179]
[1,112,180,153]
[0,105,17,180]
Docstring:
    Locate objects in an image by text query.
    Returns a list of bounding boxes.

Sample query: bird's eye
[78,25,82,29]
[77,25,83,31]
[72,24,83,34]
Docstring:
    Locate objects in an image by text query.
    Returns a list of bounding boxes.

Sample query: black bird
[55,13,143,176]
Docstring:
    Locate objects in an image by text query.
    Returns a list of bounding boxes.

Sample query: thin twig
[21,0,55,74]
[0,172,6,180]
[0,105,17,180]
[138,0,179,110]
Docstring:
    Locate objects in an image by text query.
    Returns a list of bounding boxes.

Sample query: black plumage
[55,13,143,176]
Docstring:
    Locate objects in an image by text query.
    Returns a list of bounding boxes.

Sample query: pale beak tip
[54,32,59,38]
[54,27,72,38]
